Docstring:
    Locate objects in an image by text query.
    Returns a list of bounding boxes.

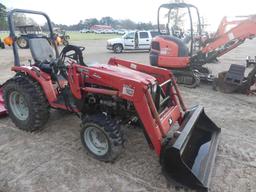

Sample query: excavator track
[172,70,200,88]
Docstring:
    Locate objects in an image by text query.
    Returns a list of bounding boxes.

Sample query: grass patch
[68,32,121,41]
[0,31,120,41]
[0,32,9,39]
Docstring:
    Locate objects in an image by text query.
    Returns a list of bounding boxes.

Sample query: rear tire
[113,44,123,53]
[80,113,124,162]
[3,75,50,131]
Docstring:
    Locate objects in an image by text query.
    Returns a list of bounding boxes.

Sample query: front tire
[3,75,50,131]
[113,44,123,53]
[80,114,124,162]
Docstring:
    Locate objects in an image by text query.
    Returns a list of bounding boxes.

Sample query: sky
[1,0,256,31]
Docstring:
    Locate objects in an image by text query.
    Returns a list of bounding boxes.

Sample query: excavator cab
[150,3,203,66]
[150,3,208,87]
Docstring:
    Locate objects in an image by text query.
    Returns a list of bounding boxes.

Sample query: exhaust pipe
[160,106,221,191]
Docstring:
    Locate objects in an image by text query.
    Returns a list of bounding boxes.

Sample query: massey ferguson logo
[122,85,135,96]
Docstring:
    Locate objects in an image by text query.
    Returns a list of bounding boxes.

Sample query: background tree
[84,18,99,28]
[0,3,7,30]
[137,22,154,30]
[119,19,136,29]
[100,16,114,26]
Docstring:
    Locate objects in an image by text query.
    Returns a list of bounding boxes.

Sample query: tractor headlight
[148,83,157,95]
[152,83,157,93]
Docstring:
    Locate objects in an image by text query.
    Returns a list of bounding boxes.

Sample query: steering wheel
[60,45,86,66]
[50,45,86,80]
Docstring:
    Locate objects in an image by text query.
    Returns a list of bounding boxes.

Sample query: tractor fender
[11,66,57,103]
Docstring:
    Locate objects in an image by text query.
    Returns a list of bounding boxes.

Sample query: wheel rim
[9,91,29,121]
[84,126,109,156]
[115,45,122,53]
[18,38,27,48]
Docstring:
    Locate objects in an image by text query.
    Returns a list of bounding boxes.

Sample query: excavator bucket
[160,106,220,191]
[213,63,256,94]
[0,88,7,116]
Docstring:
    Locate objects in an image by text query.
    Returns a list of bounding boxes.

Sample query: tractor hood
[89,63,157,85]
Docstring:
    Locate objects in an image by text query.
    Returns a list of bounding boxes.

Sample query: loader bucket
[160,106,220,191]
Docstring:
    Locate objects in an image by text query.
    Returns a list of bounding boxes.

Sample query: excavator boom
[201,15,256,62]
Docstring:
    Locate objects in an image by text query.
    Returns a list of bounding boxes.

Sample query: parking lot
[0,39,256,192]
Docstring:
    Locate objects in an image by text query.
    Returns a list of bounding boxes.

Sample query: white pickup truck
[107,31,159,53]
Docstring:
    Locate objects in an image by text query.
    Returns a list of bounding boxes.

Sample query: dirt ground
[0,39,256,192]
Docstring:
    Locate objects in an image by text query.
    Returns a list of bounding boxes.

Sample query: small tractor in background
[15,25,45,49]
[11,25,70,49]
[53,27,70,46]
[1,9,221,191]
[150,3,256,88]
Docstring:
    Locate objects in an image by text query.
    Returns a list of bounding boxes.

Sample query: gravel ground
[0,39,255,192]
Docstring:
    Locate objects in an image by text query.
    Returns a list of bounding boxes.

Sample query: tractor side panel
[158,56,190,68]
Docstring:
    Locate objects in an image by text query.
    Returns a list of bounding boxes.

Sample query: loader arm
[108,57,187,111]
[201,15,256,62]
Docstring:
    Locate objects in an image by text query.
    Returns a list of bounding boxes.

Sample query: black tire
[113,44,123,53]
[3,75,50,131]
[80,113,124,162]
[17,36,29,49]
[0,42,5,49]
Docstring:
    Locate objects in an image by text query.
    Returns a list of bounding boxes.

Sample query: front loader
[3,9,221,190]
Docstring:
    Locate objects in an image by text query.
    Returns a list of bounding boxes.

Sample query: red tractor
[150,3,256,87]
[2,9,221,190]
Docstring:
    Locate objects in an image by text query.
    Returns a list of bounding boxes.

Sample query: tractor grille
[149,79,173,113]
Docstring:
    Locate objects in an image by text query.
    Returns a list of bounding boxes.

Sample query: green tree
[100,16,114,26]
[120,19,136,29]
[137,22,154,30]
[84,18,99,28]
[0,3,7,30]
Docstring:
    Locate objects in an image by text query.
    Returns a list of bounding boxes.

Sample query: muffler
[160,106,221,191]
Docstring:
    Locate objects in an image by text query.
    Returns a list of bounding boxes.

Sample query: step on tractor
[150,2,256,87]
[2,9,221,191]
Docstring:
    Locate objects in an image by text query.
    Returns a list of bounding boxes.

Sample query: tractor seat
[29,38,55,73]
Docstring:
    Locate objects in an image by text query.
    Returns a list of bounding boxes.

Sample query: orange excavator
[150,3,256,87]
